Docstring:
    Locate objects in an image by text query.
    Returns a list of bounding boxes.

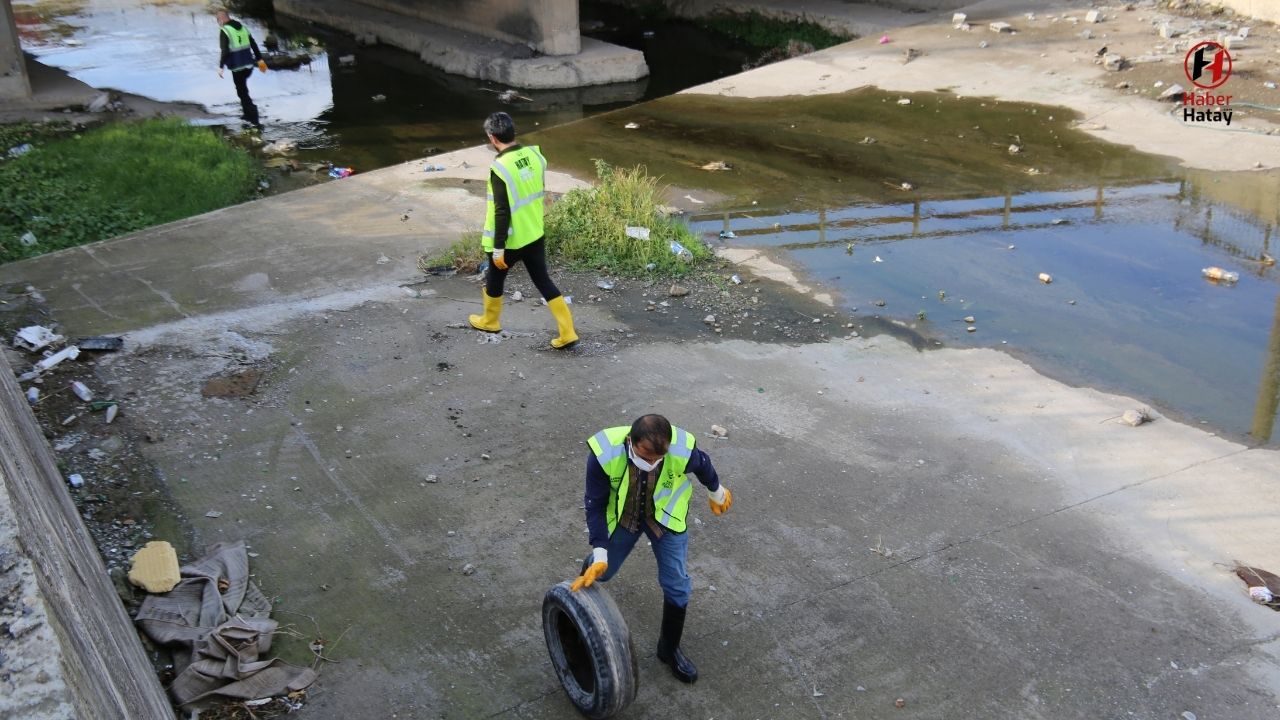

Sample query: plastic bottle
[1202,266,1240,283]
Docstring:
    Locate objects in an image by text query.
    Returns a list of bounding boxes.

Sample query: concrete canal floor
[3,1,1280,718]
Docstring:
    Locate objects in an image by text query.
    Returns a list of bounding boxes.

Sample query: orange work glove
[491,249,508,270]
[708,485,733,516]
[570,548,608,591]
[257,60,268,73]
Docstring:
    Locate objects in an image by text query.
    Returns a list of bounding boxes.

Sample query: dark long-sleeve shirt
[218,20,262,69]
[584,446,721,549]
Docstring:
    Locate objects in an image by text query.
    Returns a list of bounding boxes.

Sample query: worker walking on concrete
[570,414,733,683]
[215,9,266,129]
[468,111,578,349]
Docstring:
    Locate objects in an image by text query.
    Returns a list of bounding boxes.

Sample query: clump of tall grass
[545,160,709,276]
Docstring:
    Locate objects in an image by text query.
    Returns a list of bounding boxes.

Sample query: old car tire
[542,581,638,719]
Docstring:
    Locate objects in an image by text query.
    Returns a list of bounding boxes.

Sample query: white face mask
[628,445,663,473]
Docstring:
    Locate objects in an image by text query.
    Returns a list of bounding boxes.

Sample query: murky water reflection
[691,179,1280,443]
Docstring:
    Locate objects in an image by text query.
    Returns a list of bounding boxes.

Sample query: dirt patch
[202,368,265,398]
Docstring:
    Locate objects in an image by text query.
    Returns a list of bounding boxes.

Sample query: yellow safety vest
[483,145,546,252]
[587,425,696,535]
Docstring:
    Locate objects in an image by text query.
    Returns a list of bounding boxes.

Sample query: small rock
[963,316,975,323]
[462,563,476,576]
[989,21,1013,33]
[67,473,84,488]
[1159,83,1186,101]
[704,315,716,324]
[1008,144,1021,154]
[1085,9,1101,23]
[376,254,390,265]
[480,453,491,461]
[669,285,690,297]
[1120,409,1151,427]
[596,279,615,291]
[967,326,977,332]
[1038,273,1053,284]
[511,291,523,302]
[897,98,911,105]
[205,510,223,518]
[1103,53,1125,71]
[895,698,906,708]
[711,424,728,438]
[874,300,886,307]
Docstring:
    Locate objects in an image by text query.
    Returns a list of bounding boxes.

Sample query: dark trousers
[231,68,260,127]
[485,238,561,301]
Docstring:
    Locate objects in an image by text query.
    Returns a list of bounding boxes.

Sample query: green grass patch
[545,160,710,276]
[424,161,711,278]
[1,118,260,264]
[700,10,850,51]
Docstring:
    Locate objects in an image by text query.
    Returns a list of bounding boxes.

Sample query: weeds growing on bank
[700,10,851,51]
[424,160,710,278]
[0,118,260,264]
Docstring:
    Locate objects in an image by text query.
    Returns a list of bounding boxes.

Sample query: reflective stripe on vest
[587,425,696,535]
[221,24,255,71]
[482,145,546,252]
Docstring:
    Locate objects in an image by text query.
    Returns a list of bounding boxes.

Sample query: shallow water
[13,0,757,170]
[690,178,1280,444]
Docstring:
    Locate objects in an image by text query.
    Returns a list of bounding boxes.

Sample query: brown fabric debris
[135,541,317,705]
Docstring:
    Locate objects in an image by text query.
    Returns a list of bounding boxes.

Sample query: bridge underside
[1,0,31,102]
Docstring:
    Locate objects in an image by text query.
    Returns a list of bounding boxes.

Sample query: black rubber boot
[656,601,698,683]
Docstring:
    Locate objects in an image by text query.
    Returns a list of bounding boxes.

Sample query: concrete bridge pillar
[354,0,580,56]
[1,0,32,101]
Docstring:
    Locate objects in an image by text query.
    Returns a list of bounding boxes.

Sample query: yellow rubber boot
[547,295,578,349]
[468,291,503,333]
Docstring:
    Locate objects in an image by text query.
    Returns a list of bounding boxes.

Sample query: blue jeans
[598,524,691,608]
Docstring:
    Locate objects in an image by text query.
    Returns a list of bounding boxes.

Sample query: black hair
[483,112,516,143]
[629,414,671,451]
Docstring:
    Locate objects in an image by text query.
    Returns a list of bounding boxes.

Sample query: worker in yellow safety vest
[467,112,578,349]
[215,9,267,128]
[570,414,734,683]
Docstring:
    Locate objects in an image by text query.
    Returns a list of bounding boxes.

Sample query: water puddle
[12,0,763,171]
[690,175,1280,444]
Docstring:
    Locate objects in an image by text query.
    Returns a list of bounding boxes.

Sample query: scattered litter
[978,41,989,49]
[1159,83,1186,101]
[1202,266,1239,283]
[1085,9,1101,23]
[896,98,911,105]
[1266,82,1277,90]
[67,473,84,488]
[262,140,297,155]
[703,315,716,324]
[669,285,690,297]
[204,510,223,518]
[1051,218,1069,225]
[19,345,80,381]
[719,230,736,239]
[76,335,123,351]
[624,122,640,129]
[423,164,446,172]
[462,563,477,576]
[376,254,391,265]
[70,381,93,402]
[60,414,77,426]
[874,300,886,307]
[26,387,39,404]
[860,136,877,144]
[1103,53,1126,72]
[1038,273,1053,284]
[1181,713,1196,720]
[511,291,523,302]
[710,424,728,438]
[683,194,705,204]
[1008,144,1022,154]
[14,325,63,352]
[1249,586,1274,603]
[646,263,657,270]
[963,316,975,323]
[1235,566,1278,602]
[952,12,967,25]
[596,279,615,291]
[371,94,387,102]
[989,22,1013,33]
[328,166,354,179]
[669,241,692,260]
[967,326,977,333]
[730,275,742,285]
[19,231,37,247]
[701,161,733,171]
[7,143,32,158]
[878,34,891,44]
[624,226,651,241]
[874,256,884,263]
[105,404,118,424]
[899,182,913,191]
[1119,408,1151,427]
[895,698,907,709]
[338,54,356,66]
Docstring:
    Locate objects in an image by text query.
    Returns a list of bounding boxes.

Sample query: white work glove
[491,249,508,270]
